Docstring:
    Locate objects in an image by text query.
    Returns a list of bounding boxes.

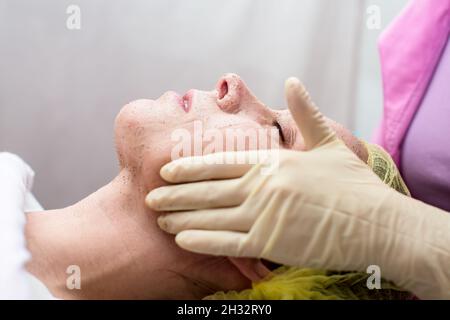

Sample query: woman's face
[115,73,305,188]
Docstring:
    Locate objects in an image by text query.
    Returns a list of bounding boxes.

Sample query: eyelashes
[273,120,286,143]
[273,116,295,147]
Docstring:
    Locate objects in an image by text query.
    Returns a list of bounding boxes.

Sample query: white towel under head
[0,152,52,299]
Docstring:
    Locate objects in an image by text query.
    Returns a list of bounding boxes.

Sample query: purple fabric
[401,38,450,211]
[373,0,450,165]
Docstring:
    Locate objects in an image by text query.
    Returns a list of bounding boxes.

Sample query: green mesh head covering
[205,142,414,300]
[364,141,410,197]
[205,266,413,300]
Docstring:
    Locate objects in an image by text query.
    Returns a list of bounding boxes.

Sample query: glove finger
[146,177,247,211]
[285,77,337,150]
[157,207,254,234]
[175,230,251,257]
[160,150,275,183]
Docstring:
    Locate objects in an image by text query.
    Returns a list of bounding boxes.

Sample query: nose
[215,73,243,113]
[215,73,278,127]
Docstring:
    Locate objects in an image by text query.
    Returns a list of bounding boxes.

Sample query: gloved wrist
[375,190,450,299]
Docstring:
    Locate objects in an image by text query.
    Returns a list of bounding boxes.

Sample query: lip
[182,90,194,113]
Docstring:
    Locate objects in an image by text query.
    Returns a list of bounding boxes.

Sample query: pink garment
[373,0,450,166]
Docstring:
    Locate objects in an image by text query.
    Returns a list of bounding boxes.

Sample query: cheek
[291,128,306,151]
[205,117,281,153]
[140,139,174,188]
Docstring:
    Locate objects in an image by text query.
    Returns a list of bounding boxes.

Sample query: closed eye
[273,121,285,143]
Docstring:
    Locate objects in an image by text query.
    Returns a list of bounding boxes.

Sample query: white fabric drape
[0,153,51,299]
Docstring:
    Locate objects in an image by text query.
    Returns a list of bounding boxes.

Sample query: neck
[26,169,247,299]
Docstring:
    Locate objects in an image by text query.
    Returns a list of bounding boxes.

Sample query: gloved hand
[146,78,450,299]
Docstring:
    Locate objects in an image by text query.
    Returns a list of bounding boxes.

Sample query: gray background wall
[0,0,408,209]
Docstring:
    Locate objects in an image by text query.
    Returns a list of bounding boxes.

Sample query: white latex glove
[146,78,450,299]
